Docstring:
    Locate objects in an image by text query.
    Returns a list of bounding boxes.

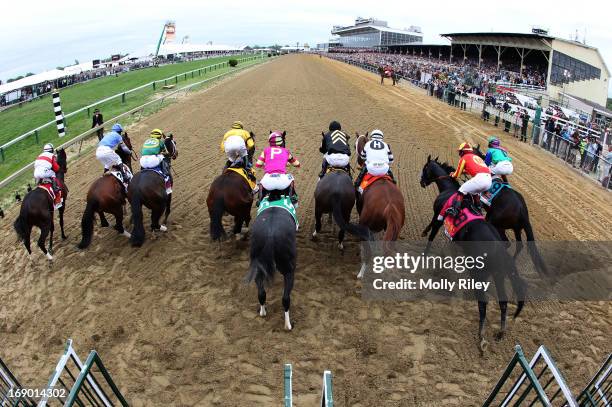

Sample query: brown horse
[355,133,405,278]
[116,132,137,173]
[378,66,398,86]
[207,170,253,241]
[78,154,131,249]
[14,149,68,260]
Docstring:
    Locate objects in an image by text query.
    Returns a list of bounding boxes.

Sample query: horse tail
[383,203,402,242]
[130,188,146,247]
[522,213,548,276]
[209,194,225,241]
[246,235,276,286]
[13,209,28,243]
[77,198,98,249]
[331,193,371,241]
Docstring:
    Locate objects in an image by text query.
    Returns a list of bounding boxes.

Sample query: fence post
[35,130,40,144]
[0,147,4,162]
[52,90,66,137]
[121,93,126,103]
[87,107,91,117]
[153,82,156,90]
[175,76,178,84]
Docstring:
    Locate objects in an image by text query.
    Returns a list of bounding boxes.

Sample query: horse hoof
[284,311,292,331]
[259,305,267,317]
[495,331,505,342]
[357,264,366,279]
[159,225,167,232]
[62,235,68,240]
[46,253,53,261]
[338,242,344,252]
[479,338,488,354]
[311,231,318,241]
[123,231,132,238]
[421,231,428,237]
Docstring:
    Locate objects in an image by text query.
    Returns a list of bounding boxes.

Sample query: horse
[246,199,296,330]
[312,168,371,251]
[472,145,547,274]
[207,170,253,241]
[355,132,405,277]
[378,66,398,86]
[420,155,527,350]
[77,143,136,249]
[116,132,136,173]
[14,148,68,260]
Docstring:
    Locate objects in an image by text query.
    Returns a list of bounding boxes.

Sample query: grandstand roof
[441,32,553,51]
[441,32,554,41]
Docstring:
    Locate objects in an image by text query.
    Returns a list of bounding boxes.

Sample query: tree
[74,59,79,65]
[25,73,34,77]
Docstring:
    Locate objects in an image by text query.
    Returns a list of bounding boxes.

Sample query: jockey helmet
[371,129,384,140]
[231,121,244,129]
[488,136,500,147]
[150,128,164,139]
[112,123,123,133]
[268,131,284,146]
[329,121,341,132]
[43,143,54,153]
[457,142,473,154]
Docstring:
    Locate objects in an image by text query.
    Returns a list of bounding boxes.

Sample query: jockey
[221,121,255,165]
[255,131,300,206]
[318,120,351,179]
[33,143,62,208]
[354,129,396,192]
[140,128,170,178]
[446,142,492,216]
[485,136,513,183]
[96,123,132,183]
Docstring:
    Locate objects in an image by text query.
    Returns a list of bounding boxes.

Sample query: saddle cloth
[439,193,485,240]
[480,179,511,207]
[227,167,256,190]
[256,195,299,231]
[359,173,392,193]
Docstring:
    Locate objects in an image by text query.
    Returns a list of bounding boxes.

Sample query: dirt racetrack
[0,55,610,406]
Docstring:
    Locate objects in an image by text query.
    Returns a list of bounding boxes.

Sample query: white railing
[0,56,269,190]
[0,55,255,152]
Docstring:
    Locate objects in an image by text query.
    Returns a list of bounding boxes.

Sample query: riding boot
[256,186,265,207]
[103,168,109,174]
[354,167,367,190]
[445,193,464,217]
[319,159,329,179]
[289,183,298,206]
[501,175,509,184]
[387,169,397,184]
[470,194,483,215]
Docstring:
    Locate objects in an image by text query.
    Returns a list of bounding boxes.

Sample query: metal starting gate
[484,345,612,407]
[0,357,36,406]
[39,339,128,407]
[283,363,334,406]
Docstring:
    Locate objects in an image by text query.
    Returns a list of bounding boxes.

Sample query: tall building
[330,17,422,49]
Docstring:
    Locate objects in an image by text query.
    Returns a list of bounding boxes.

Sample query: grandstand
[436,31,610,108]
[328,17,422,50]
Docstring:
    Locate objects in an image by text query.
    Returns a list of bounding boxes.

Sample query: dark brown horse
[127,171,170,247]
[14,149,68,260]
[207,170,253,241]
[355,133,405,278]
[378,66,398,85]
[78,151,132,249]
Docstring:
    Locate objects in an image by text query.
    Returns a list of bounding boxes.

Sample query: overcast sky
[2,0,611,95]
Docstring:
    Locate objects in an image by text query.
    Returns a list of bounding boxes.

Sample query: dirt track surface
[0,55,610,406]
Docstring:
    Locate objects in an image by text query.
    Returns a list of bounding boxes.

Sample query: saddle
[480,179,511,207]
[257,195,299,231]
[37,182,63,209]
[359,173,392,194]
[325,166,350,176]
[439,193,485,240]
[142,167,173,194]
[106,170,129,192]
[227,167,257,190]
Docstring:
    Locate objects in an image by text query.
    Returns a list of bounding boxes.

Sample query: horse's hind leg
[256,278,267,317]
[277,261,295,331]
[151,205,166,232]
[112,207,130,238]
[232,216,244,240]
[23,225,32,255]
[59,205,67,240]
[99,212,110,227]
[421,213,438,237]
[163,193,172,226]
[38,224,52,260]
[513,228,523,259]
[311,205,322,241]
[493,271,508,341]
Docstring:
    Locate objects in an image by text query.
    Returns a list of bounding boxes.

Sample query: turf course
[0,54,259,182]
